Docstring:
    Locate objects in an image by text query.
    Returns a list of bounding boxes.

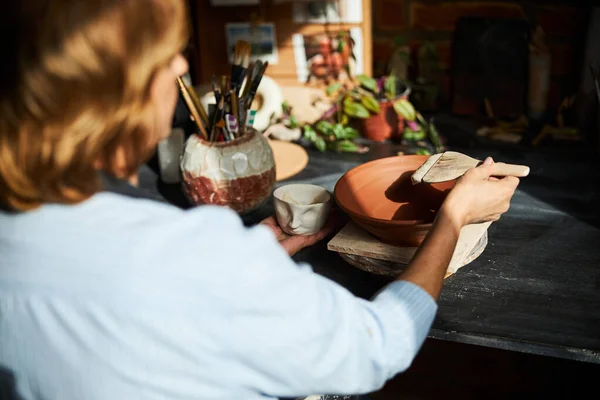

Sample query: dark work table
[140,130,600,365]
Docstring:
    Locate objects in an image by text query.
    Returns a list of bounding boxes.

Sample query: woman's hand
[440,157,520,231]
[260,212,342,257]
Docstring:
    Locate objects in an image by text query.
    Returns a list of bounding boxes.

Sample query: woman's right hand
[440,157,520,230]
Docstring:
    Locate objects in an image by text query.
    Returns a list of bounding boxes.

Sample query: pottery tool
[230,40,251,95]
[176,77,208,140]
[411,151,530,185]
[328,221,491,278]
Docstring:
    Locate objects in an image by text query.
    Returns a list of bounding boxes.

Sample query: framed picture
[292,0,363,24]
[225,23,279,65]
[292,28,363,84]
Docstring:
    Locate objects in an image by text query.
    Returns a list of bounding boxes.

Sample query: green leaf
[416,112,428,127]
[361,96,380,113]
[403,127,426,141]
[341,114,349,126]
[316,120,334,135]
[416,148,431,155]
[326,82,343,96]
[314,137,326,152]
[384,76,397,99]
[336,140,360,153]
[393,99,416,120]
[343,95,355,107]
[303,125,317,141]
[428,118,443,153]
[356,74,378,92]
[344,101,370,119]
[289,115,298,129]
[342,126,359,139]
[331,123,345,139]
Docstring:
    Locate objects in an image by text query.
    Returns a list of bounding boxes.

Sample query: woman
[0,1,520,399]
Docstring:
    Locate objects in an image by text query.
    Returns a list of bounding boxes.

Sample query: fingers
[474,157,496,179]
[482,157,494,166]
[496,175,520,192]
[461,157,495,182]
[279,235,308,257]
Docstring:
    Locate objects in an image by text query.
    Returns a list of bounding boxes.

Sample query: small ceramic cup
[273,184,331,236]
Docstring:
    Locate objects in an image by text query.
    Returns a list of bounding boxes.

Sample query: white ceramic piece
[273,184,331,236]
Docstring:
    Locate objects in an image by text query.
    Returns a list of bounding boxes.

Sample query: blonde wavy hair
[0,0,189,211]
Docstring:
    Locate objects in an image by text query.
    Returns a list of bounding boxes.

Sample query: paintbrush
[244,61,268,110]
[411,151,530,185]
[185,84,209,126]
[231,40,251,96]
[241,60,259,100]
[211,75,221,104]
[176,77,208,140]
[239,61,255,99]
[230,89,239,138]
[209,97,224,142]
[237,97,247,136]
[239,61,260,130]
[220,75,229,98]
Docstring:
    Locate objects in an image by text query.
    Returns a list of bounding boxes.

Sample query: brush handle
[488,162,530,178]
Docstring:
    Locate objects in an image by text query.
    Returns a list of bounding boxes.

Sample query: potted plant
[326,72,418,142]
[300,72,423,151]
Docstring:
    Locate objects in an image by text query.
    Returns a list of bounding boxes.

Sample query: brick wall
[372,0,589,111]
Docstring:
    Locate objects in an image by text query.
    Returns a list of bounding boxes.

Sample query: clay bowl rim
[334,155,450,228]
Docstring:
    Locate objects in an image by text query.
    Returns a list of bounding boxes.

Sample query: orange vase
[360,101,405,142]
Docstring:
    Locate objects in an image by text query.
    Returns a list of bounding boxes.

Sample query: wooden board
[328,221,491,277]
[268,139,309,181]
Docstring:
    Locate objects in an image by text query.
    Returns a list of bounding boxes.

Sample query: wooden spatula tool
[411,151,530,184]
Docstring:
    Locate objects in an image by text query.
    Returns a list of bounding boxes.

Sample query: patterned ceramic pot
[180,128,276,215]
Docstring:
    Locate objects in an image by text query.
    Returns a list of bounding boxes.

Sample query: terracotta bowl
[334,155,456,246]
[180,128,276,215]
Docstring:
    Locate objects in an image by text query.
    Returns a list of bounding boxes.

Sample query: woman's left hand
[260,212,341,257]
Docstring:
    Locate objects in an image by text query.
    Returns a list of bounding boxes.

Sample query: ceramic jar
[360,101,405,142]
[180,128,276,215]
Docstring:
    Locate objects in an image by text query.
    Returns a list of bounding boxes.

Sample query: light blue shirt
[0,193,437,399]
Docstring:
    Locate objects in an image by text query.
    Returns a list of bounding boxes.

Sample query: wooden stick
[230,90,239,138]
[176,77,208,140]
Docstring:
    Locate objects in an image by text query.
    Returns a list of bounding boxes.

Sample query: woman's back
[0,193,278,399]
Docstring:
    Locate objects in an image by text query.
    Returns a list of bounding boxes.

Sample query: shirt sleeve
[194,210,438,398]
